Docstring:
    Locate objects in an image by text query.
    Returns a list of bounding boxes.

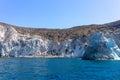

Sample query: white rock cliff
[83,32,120,60]
[0,21,120,60]
[0,24,86,57]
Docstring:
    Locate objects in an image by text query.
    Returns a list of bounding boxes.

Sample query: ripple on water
[0,58,120,80]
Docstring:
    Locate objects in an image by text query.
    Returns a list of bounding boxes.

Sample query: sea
[0,58,120,80]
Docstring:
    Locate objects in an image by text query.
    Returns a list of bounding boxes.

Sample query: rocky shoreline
[0,21,120,60]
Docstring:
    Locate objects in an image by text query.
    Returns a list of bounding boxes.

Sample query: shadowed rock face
[0,20,120,59]
[83,32,120,60]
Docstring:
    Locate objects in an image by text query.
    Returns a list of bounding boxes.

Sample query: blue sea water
[0,58,120,80]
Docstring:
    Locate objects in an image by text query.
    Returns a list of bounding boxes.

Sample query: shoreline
[0,55,83,58]
[1,55,120,60]
[18,55,63,58]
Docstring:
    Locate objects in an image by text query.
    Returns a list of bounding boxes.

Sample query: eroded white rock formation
[0,23,120,60]
[0,25,86,57]
[83,32,120,60]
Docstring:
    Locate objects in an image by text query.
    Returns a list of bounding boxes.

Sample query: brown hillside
[0,20,120,42]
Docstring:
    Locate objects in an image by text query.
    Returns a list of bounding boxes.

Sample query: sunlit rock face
[83,32,120,60]
[60,38,85,57]
[0,25,86,57]
[1,21,120,59]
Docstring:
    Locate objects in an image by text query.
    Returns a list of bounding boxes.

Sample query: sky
[0,0,120,28]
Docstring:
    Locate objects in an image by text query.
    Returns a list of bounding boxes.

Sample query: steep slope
[0,20,120,59]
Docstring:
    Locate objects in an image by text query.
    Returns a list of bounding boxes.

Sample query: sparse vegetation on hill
[0,20,120,42]
[0,20,120,58]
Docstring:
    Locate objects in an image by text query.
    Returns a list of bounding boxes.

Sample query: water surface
[0,58,120,80]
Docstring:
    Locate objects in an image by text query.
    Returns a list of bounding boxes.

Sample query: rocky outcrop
[0,20,120,59]
[0,24,86,57]
[82,32,120,60]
